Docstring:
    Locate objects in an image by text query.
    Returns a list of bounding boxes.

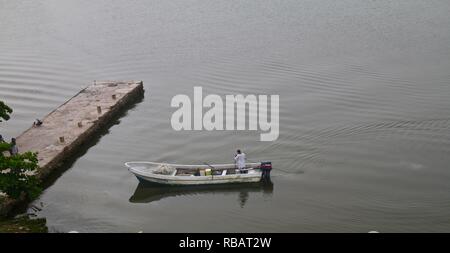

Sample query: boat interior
[174,166,256,176]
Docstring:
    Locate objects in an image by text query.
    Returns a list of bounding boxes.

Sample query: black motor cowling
[260,161,272,182]
[260,161,272,170]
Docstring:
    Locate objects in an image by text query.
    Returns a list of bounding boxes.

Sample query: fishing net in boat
[152,164,175,175]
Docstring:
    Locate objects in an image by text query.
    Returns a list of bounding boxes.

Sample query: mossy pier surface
[0,215,48,233]
[0,81,144,219]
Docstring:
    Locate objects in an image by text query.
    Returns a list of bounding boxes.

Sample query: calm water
[1,0,450,232]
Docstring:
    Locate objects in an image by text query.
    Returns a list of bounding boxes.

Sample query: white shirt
[234,153,246,169]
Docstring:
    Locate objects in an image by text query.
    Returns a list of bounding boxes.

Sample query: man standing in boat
[234,149,247,173]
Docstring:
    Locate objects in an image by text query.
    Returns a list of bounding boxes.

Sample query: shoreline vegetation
[1,101,44,233]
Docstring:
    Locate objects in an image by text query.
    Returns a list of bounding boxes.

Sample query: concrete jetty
[1,80,144,215]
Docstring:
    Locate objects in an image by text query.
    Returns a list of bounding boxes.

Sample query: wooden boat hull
[133,172,262,185]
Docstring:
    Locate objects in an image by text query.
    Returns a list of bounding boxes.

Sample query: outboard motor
[260,161,272,182]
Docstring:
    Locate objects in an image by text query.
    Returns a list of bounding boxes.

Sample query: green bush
[0,151,42,199]
[0,101,12,122]
[0,101,42,200]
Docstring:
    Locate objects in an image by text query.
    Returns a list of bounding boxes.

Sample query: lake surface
[1,0,450,232]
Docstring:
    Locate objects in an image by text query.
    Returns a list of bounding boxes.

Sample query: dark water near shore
[1,0,450,232]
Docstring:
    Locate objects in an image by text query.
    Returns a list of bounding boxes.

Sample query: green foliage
[0,100,41,200]
[0,143,10,156]
[0,101,12,122]
[0,152,42,199]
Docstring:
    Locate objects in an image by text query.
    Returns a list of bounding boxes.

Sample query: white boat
[125,161,272,186]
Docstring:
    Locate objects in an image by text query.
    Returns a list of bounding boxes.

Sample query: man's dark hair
[237,149,241,154]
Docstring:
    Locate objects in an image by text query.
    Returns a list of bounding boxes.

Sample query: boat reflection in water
[129,181,274,208]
